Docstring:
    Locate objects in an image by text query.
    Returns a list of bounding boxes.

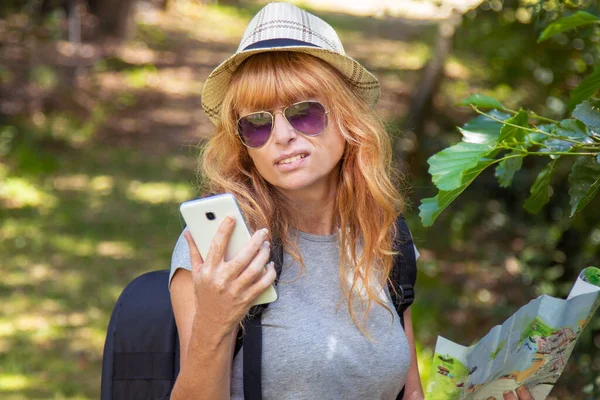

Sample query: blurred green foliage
[415,2,600,397]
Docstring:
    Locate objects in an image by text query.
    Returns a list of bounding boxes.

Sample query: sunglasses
[237,100,329,148]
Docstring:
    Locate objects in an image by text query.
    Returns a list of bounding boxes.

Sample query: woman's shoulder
[169,230,191,288]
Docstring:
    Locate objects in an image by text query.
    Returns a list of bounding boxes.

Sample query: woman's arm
[170,218,276,400]
[402,308,425,400]
[170,269,238,400]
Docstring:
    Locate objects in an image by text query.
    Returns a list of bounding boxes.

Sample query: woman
[169,3,530,400]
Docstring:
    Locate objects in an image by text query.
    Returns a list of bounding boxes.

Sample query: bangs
[227,52,342,115]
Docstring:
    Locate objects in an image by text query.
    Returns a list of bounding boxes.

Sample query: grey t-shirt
[170,229,412,399]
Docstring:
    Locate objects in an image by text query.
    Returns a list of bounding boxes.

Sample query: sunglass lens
[238,112,272,148]
[285,101,327,136]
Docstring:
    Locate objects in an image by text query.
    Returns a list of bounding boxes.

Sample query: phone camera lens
[206,212,216,221]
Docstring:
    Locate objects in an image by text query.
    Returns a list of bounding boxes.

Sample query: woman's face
[244,103,345,197]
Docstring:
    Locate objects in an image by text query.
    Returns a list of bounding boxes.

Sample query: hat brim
[201,46,380,125]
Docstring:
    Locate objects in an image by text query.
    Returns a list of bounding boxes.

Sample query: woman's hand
[488,385,534,400]
[184,216,277,337]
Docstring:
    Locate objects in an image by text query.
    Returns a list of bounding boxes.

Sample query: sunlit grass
[135,22,168,49]
[29,65,58,91]
[350,39,432,71]
[4,263,55,286]
[53,174,112,194]
[126,180,194,204]
[0,374,33,391]
[169,0,252,42]
[0,65,15,84]
[28,110,106,147]
[96,241,136,259]
[151,67,205,95]
[0,138,194,398]
[0,177,58,210]
[49,236,98,258]
[124,64,159,89]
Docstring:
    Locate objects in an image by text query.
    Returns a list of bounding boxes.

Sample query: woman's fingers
[245,260,277,301]
[502,385,534,400]
[515,386,534,400]
[204,216,236,269]
[225,227,269,279]
[235,240,271,288]
[183,230,204,274]
[503,390,518,400]
[189,217,274,310]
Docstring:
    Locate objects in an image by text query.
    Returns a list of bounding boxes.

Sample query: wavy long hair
[200,51,404,333]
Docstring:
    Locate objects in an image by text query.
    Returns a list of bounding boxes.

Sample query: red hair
[199,52,405,333]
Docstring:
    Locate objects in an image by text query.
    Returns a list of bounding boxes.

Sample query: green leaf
[459,94,505,110]
[419,194,452,228]
[428,142,494,191]
[420,159,496,227]
[524,161,555,214]
[541,119,592,157]
[538,11,600,42]
[495,153,524,188]
[523,125,551,148]
[569,68,600,108]
[552,118,591,140]
[498,110,529,143]
[573,98,600,135]
[543,139,573,154]
[459,111,511,145]
[568,156,600,217]
[537,124,554,133]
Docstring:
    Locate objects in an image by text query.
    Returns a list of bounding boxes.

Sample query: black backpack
[100,215,417,400]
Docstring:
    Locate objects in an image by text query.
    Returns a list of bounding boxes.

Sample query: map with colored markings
[425,267,600,400]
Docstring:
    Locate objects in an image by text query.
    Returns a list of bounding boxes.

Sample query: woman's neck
[279,182,339,236]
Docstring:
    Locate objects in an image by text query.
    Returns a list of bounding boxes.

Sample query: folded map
[425,267,600,400]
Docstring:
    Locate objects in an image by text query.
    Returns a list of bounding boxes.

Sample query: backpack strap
[388,214,417,400]
[242,239,284,400]
[242,314,263,399]
[388,214,417,328]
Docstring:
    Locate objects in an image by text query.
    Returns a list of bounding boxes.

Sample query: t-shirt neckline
[295,228,340,243]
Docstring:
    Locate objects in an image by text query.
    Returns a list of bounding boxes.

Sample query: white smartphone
[179,193,278,306]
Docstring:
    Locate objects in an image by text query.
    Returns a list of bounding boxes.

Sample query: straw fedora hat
[201,2,380,125]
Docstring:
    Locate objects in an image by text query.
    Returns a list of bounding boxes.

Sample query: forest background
[0,0,598,398]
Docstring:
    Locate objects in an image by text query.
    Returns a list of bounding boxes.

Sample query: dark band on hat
[243,38,320,51]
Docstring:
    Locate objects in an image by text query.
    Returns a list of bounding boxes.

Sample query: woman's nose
[271,112,297,146]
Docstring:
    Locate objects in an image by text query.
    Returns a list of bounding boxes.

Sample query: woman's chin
[272,175,333,195]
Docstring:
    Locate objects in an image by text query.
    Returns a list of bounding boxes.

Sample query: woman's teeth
[278,154,306,164]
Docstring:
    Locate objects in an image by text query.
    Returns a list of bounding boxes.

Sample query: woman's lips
[275,154,308,171]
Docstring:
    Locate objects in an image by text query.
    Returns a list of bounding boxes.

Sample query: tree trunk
[403,12,460,135]
[94,0,137,39]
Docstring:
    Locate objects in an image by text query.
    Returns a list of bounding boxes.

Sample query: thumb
[184,230,204,274]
